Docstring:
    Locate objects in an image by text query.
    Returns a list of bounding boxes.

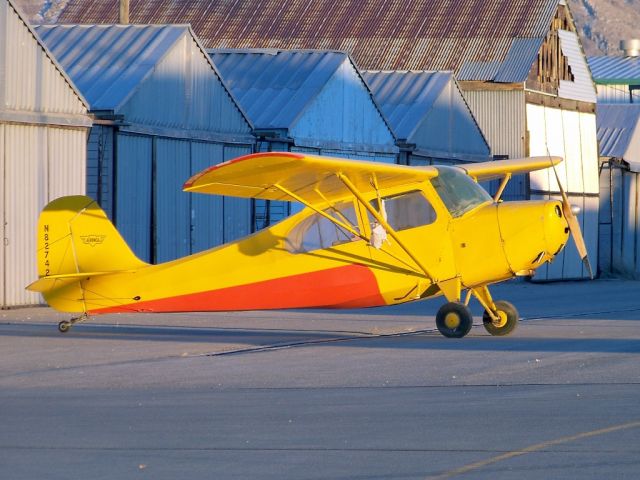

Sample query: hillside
[11,0,640,56]
[567,0,640,55]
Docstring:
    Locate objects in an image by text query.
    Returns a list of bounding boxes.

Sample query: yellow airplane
[27,152,591,338]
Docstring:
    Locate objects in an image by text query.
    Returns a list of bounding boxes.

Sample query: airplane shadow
[1,322,639,354]
[0,322,367,343]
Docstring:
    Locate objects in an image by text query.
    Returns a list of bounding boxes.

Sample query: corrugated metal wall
[320,149,396,164]
[155,137,191,263]
[190,141,224,252]
[462,90,526,159]
[1,0,89,306]
[0,125,4,305]
[115,133,153,262]
[599,164,640,278]
[114,132,252,263]
[2,124,86,306]
[557,30,597,104]
[290,61,396,153]
[462,89,527,200]
[528,105,599,195]
[2,4,86,116]
[409,80,491,159]
[362,70,490,161]
[120,33,250,136]
[596,85,637,104]
[3,125,41,306]
[87,125,114,217]
[526,103,599,280]
[407,155,472,167]
[48,127,87,199]
[599,163,613,275]
[222,145,253,243]
[76,27,255,265]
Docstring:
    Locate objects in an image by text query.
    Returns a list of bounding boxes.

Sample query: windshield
[431,166,492,218]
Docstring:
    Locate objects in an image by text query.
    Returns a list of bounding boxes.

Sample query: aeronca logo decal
[80,235,106,247]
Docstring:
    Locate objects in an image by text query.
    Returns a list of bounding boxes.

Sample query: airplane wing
[183,152,437,206]
[459,156,563,182]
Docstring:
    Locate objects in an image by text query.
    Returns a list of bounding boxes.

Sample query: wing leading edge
[183,152,564,204]
[183,152,437,206]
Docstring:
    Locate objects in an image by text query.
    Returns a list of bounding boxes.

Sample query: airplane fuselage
[43,174,568,315]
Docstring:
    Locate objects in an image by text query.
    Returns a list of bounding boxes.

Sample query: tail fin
[26,196,148,311]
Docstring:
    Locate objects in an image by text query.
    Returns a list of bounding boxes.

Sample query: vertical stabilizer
[27,196,148,312]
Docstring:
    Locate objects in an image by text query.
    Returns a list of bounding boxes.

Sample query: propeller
[549,157,594,279]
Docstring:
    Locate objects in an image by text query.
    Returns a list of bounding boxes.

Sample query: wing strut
[336,172,436,283]
[274,182,424,276]
[272,184,366,241]
[493,173,512,202]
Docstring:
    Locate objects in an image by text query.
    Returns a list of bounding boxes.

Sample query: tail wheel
[483,300,519,336]
[58,320,71,333]
[57,313,89,334]
[436,302,473,338]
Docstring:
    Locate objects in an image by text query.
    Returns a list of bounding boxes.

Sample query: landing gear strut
[482,300,519,336]
[58,313,89,333]
[470,286,519,337]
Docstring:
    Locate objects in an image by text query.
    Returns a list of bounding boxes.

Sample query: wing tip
[183,152,305,191]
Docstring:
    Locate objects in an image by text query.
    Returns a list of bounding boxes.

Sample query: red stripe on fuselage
[90,264,385,314]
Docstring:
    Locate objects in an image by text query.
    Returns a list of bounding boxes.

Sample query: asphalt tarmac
[1,278,639,479]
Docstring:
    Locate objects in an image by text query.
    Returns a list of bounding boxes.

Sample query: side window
[286,202,361,253]
[371,191,436,231]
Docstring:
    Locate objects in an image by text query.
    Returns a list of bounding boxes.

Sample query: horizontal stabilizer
[26,270,135,293]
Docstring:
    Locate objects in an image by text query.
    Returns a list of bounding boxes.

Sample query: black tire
[483,300,518,336]
[436,302,473,338]
[58,320,71,333]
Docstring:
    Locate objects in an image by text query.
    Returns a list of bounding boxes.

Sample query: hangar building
[36,24,255,264]
[0,0,90,306]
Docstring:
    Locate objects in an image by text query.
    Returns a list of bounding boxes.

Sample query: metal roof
[494,38,544,83]
[588,56,640,85]
[362,71,453,140]
[35,24,193,111]
[597,104,640,166]
[362,70,489,158]
[210,50,346,130]
[52,0,561,79]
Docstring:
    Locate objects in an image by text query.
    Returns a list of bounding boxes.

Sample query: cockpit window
[286,202,361,253]
[431,166,492,218]
[369,191,436,231]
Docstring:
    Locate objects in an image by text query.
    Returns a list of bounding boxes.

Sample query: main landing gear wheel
[483,300,519,336]
[436,302,473,338]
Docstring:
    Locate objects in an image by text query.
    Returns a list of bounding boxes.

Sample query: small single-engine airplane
[27,152,591,338]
